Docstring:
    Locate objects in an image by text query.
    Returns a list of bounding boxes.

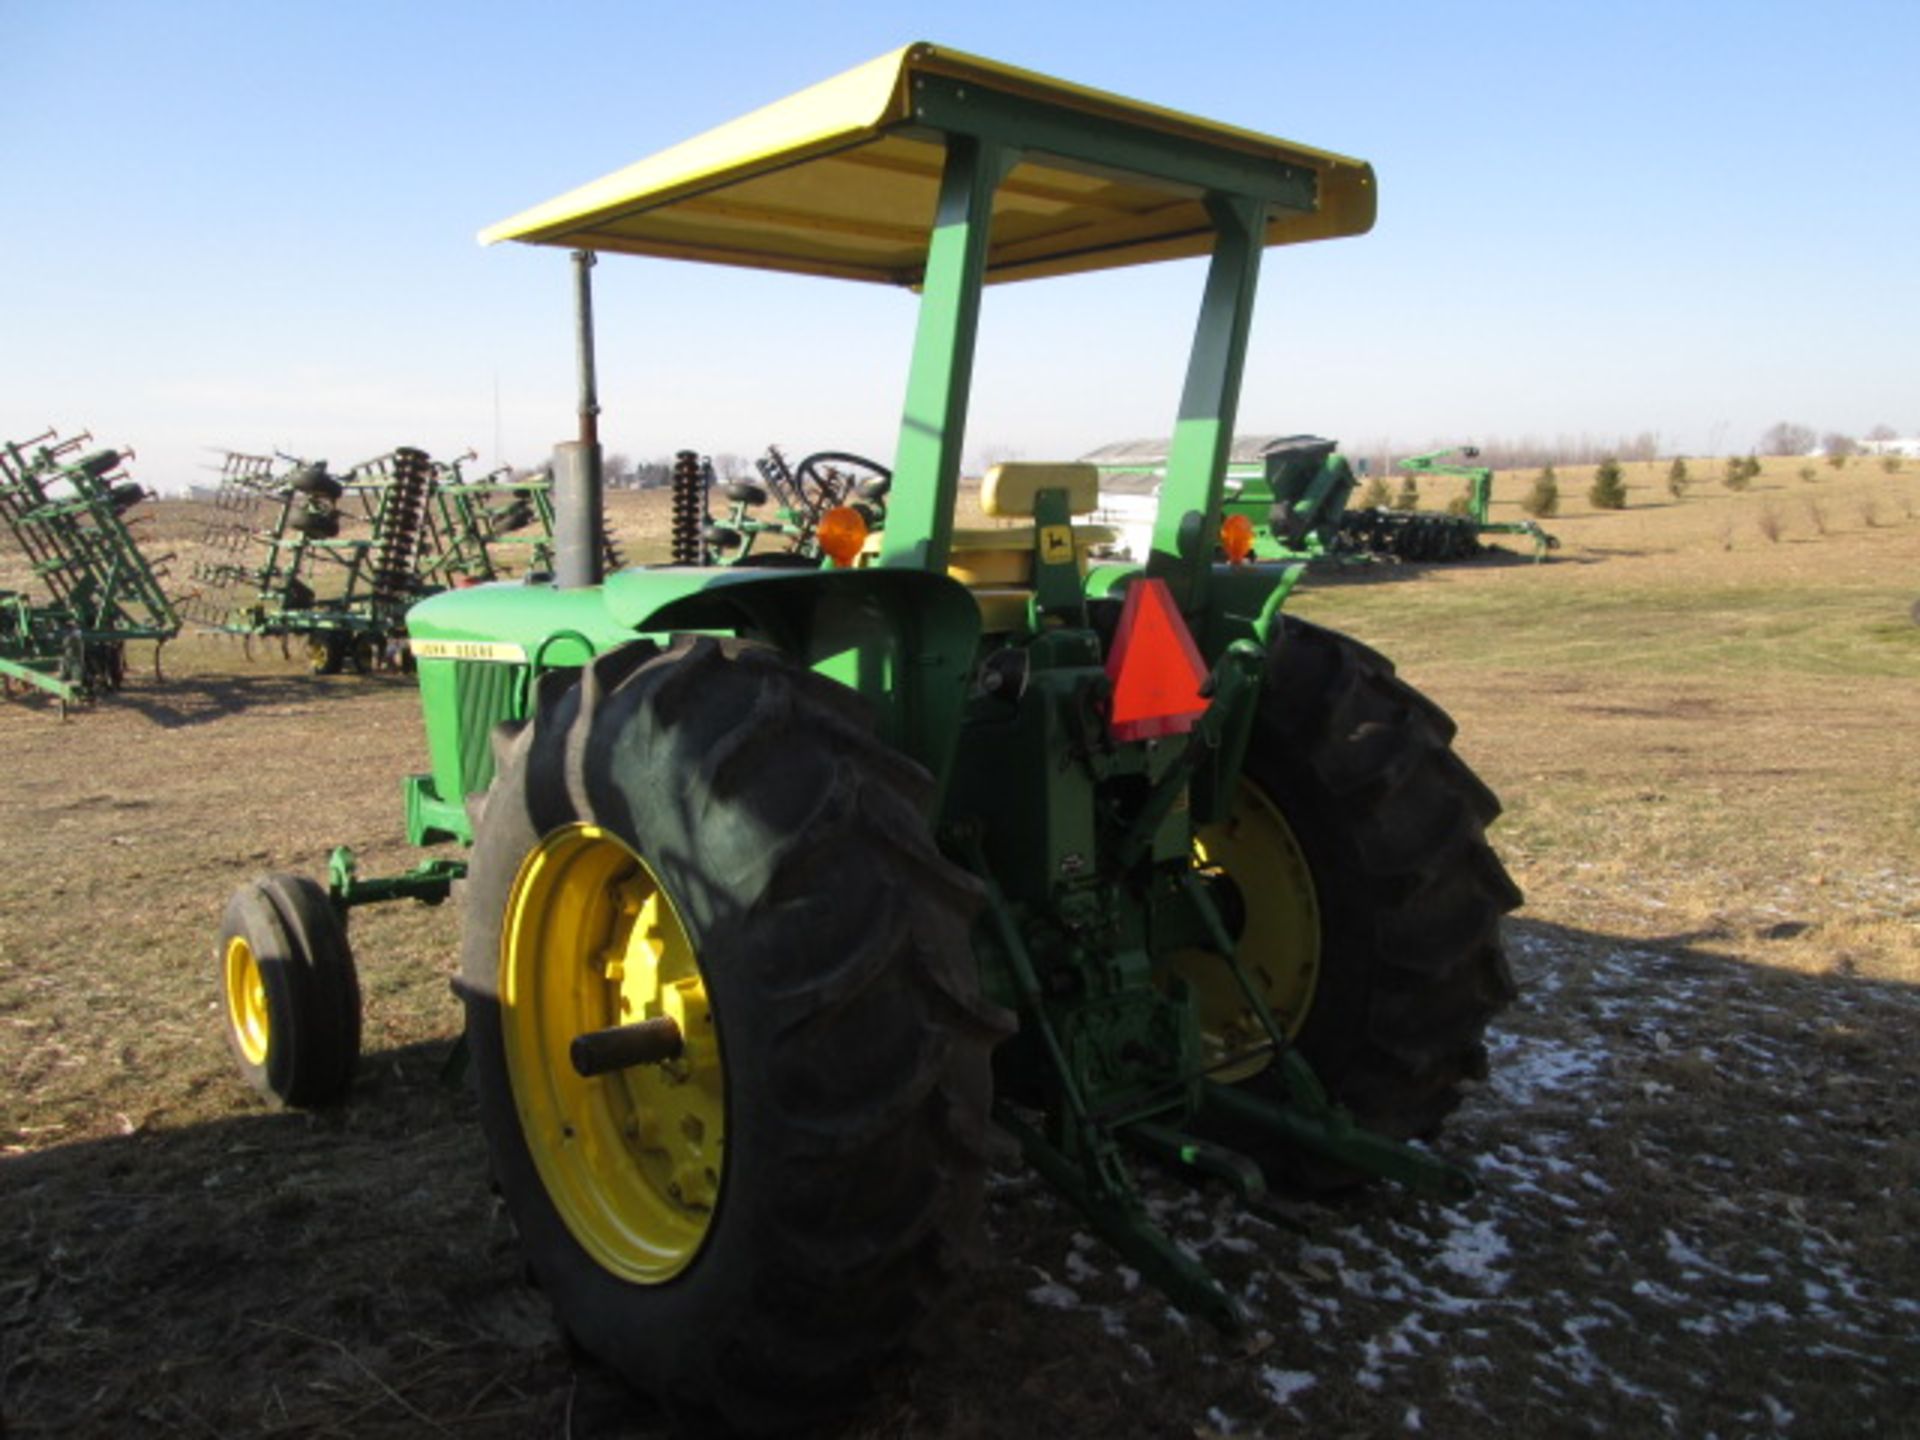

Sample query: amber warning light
[1220,512,1255,564]
[1103,577,1210,742]
[816,506,868,567]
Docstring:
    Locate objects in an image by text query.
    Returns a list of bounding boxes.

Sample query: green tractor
[215,44,1519,1430]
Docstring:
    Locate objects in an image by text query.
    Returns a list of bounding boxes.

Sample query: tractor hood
[479,42,1375,285]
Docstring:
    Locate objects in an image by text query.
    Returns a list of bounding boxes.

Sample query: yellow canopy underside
[480,43,1375,285]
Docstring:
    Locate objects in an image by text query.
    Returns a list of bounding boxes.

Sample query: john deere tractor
[216,44,1518,1431]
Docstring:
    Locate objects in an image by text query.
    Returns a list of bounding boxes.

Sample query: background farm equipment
[669,444,892,565]
[1391,444,1558,559]
[1091,435,1557,565]
[213,43,1520,1432]
[0,427,180,711]
[184,447,576,672]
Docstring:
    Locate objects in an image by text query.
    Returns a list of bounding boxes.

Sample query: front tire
[217,873,360,1106]
[461,637,1005,1431]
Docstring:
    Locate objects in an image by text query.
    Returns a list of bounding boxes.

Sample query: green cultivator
[0,428,179,710]
[186,447,566,672]
[214,44,1520,1431]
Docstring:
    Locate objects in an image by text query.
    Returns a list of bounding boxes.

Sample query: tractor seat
[949,463,1116,630]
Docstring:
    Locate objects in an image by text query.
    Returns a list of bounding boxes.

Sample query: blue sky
[3,0,1913,489]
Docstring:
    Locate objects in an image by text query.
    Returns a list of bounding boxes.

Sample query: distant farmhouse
[1861,436,1920,458]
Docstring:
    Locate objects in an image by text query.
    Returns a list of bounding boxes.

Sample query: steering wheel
[791,452,891,517]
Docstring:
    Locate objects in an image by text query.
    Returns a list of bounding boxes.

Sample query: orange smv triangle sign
[1104,577,1211,742]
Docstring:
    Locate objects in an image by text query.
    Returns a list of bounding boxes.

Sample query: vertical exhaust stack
[553,248,604,588]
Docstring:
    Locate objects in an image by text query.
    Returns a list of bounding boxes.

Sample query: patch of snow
[1664,1230,1715,1273]
[1260,1368,1316,1405]
[1717,1300,1792,1330]
[1064,1249,1102,1285]
[1629,1277,1683,1306]
[1486,1031,1607,1106]
[1435,1213,1512,1291]
[1027,1279,1080,1310]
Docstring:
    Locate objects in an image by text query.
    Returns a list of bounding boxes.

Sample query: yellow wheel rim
[224,934,270,1066]
[1178,781,1321,1081]
[500,824,724,1283]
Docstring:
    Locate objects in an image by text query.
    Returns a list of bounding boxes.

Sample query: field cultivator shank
[0,428,180,708]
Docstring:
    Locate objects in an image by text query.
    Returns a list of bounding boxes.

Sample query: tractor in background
[214,44,1520,1431]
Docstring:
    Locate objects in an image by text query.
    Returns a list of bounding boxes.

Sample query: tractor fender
[609,566,983,803]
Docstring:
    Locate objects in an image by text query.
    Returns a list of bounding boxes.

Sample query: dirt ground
[3,458,1918,1437]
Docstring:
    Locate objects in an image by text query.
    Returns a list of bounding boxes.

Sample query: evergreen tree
[1588,458,1628,510]
[1521,466,1559,518]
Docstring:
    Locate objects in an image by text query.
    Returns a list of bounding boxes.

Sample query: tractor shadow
[96,666,412,730]
[2,631,416,731]
[1,1037,668,1438]
[5,919,1917,1437]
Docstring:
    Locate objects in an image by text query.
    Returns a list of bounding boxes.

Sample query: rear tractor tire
[1184,614,1521,1184]
[460,636,1006,1432]
[217,873,361,1106]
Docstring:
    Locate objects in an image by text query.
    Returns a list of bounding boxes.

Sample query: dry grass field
[3,455,1917,1437]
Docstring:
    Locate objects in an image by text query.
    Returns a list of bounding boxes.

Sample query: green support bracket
[327,845,465,909]
[1251,565,1306,649]
[1186,638,1266,828]
[1202,1082,1476,1202]
[1121,1119,1266,1201]
[998,1106,1247,1330]
[1179,862,1476,1201]
[881,135,1017,575]
[1151,193,1267,615]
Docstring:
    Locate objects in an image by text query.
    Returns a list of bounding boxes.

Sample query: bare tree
[1866,423,1898,443]
[1758,422,1817,456]
[1820,432,1857,460]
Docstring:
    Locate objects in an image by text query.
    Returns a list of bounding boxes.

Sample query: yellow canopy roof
[480,43,1375,285]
